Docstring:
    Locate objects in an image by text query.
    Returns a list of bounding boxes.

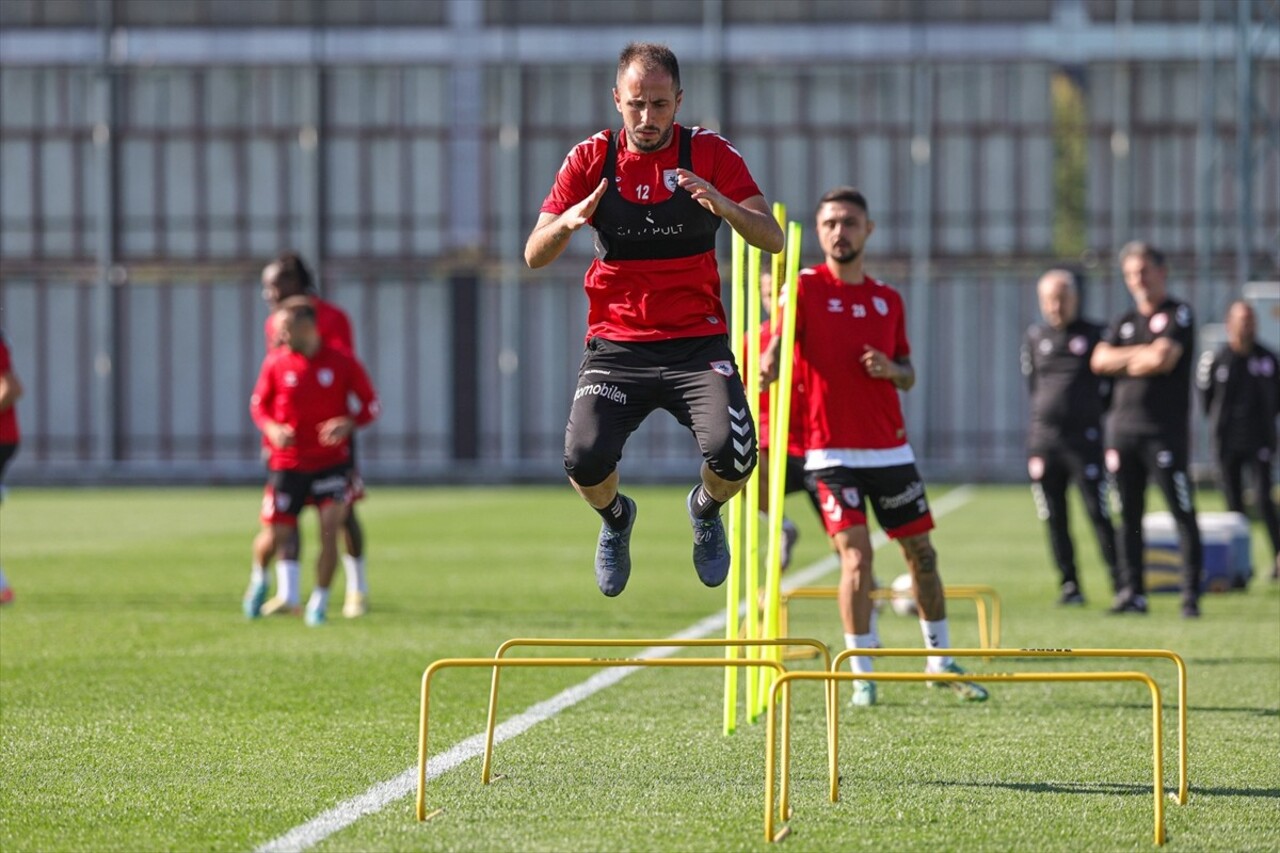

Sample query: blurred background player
[1021,269,1119,605]
[1197,299,1280,580]
[0,328,22,605]
[763,186,987,707]
[249,299,380,626]
[1091,242,1204,618]
[752,270,821,570]
[252,252,371,618]
[524,42,783,596]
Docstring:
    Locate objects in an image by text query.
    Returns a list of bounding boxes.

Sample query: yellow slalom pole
[724,230,746,736]
[757,220,802,717]
[744,245,762,722]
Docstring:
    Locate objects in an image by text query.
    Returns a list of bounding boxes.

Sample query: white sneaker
[850,680,877,707]
[342,591,368,618]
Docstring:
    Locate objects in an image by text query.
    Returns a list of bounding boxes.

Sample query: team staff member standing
[1198,300,1280,579]
[1091,242,1204,618]
[525,42,784,596]
[762,187,987,707]
[250,299,380,626]
[1021,269,1120,605]
[0,329,22,605]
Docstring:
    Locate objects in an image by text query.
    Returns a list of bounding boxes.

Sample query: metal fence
[1,0,1276,484]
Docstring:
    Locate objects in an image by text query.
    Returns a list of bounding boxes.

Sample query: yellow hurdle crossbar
[828,647,1188,805]
[780,584,1003,655]
[418,655,798,824]
[765,670,1167,847]
[481,637,835,785]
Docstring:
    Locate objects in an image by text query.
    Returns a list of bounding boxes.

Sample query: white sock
[276,560,301,606]
[343,554,367,595]
[844,632,877,675]
[250,564,268,586]
[921,618,952,671]
[307,586,330,614]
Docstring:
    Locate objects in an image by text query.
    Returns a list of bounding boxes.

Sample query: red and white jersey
[250,344,379,472]
[0,329,18,444]
[790,264,914,468]
[264,296,355,356]
[540,124,764,342]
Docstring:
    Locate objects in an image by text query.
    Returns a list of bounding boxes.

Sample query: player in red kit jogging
[525,42,784,596]
[0,329,23,605]
[763,187,987,706]
[248,253,372,620]
[248,299,380,626]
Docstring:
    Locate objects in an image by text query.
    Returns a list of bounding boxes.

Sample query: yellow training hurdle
[829,647,1188,805]
[779,584,1003,656]
[765,670,1167,846]
[480,637,835,786]
[418,655,800,824]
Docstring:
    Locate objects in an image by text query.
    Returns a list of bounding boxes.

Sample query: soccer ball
[889,573,918,617]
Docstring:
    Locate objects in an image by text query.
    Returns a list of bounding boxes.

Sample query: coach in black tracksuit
[1022,269,1119,605]
[1197,299,1280,580]
[1091,242,1204,618]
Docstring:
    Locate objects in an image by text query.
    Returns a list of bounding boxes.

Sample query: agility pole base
[780,584,1003,656]
[765,669,1169,846]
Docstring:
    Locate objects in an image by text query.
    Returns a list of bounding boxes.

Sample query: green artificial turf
[1,485,1276,851]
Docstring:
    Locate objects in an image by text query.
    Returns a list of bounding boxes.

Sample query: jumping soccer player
[524,41,783,596]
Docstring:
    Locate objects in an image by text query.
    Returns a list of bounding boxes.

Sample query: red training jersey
[749,323,806,457]
[250,344,379,472]
[540,124,764,342]
[0,330,18,444]
[791,264,912,464]
[264,296,355,355]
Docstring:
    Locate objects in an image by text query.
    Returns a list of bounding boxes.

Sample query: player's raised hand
[676,169,728,215]
[563,179,609,232]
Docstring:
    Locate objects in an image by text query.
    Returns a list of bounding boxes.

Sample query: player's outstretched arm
[524,179,608,269]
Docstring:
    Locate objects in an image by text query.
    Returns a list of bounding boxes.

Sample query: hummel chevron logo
[731,422,750,436]
[733,438,753,455]
[734,459,751,473]
[728,406,747,419]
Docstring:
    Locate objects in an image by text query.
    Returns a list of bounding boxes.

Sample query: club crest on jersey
[1068,335,1088,355]
[1175,304,1191,327]
[872,296,889,316]
[1039,338,1053,354]
[663,169,679,192]
[317,368,334,387]
[1149,312,1169,334]
[709,360,735,377]
[827,298,843,313]
[1119,321,1135,340]
[841,487,861,506]
[284,371,298,387]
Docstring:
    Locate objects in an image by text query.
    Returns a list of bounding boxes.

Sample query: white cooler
[1143,511,1253,592]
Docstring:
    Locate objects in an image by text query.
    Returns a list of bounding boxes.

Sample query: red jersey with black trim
[264,296,355,355]
[540,124,764,342]
[250,344,379,472]
[750,323,806,456]
[0,330,18,444]
[792,264,911,452]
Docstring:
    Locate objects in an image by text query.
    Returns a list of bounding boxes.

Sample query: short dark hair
[276,295,316,324]
[270,251,316,295]
[1118,241,1165,268]
[617,42,681,91]
[815,186,869,217]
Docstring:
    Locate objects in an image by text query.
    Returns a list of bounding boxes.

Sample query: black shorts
[0,442,15,495]
[260,463,353,526]
[563,335,757,486]
[810,463,935,539]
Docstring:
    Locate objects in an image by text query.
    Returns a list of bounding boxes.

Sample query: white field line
[254,484,975,853]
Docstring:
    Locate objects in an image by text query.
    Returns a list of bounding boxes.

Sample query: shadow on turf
[943,780,1280,799]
